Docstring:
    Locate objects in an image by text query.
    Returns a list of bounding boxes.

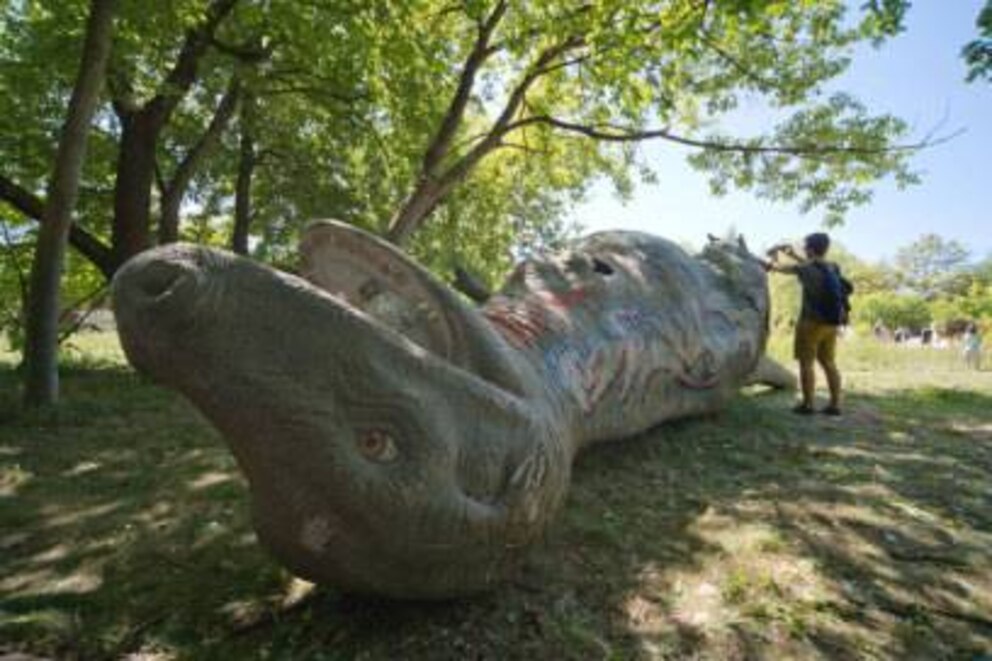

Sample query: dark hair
[804,232,830,257]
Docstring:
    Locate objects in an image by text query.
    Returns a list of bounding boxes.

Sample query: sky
[571,1,992,263]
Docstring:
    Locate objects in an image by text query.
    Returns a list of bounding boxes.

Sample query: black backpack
[811,262,854,326]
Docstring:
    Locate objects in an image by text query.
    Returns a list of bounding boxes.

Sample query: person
[762,232,850,415]
[962,323,982,370]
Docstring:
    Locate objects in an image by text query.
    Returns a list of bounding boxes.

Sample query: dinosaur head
[112,224,563,598]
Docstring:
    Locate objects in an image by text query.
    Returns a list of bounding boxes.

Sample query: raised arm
[762,244,803,274]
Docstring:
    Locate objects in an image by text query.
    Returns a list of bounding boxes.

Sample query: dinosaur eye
[356,429,399,463]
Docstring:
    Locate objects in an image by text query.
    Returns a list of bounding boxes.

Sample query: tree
[157,74,242,246]
[385,0,922,245]
[970,255,992,287]
[21,0,115,407]
[964,1,992,82]
[853,292,931,332]
[107,0,241,265]
[0,0,246,274]
[894,233,971,299]
[3,0,925,282]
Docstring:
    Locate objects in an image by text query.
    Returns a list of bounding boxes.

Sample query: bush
[852,292,931,332]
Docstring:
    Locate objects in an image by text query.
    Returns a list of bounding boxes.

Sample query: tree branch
[696,32,776,93]
[109,0,240,263]
[172,77,242,189]
[256,84,364,104]
[0,174,45,219]
[420,0,507,178]
[144,0,241,123]
[210,35,274,63]
[506,115,944,156]
[159,75,242,243]
[487,4,593,53]
[387,28,585,244]
[440,36,586,185]
[0,173,115,277]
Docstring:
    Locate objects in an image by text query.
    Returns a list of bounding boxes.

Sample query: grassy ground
[1,332,990,660]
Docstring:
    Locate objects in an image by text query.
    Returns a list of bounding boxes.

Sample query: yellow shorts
[794,319,838,363]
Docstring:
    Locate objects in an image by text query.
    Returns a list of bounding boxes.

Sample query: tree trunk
[386,179,446,246]
[110,0,240,265]
[158,181,183,245]
[22,0,115,407]
[111,111,160,266]
[231,92,255,255]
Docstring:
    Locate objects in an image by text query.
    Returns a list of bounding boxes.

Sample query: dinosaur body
[112,221,786,598]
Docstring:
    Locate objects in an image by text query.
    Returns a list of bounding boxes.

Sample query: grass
[1,331,991,659]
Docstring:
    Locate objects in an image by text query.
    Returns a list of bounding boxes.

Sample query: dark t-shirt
[791,260,839,323]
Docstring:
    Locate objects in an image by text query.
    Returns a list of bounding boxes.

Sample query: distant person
[763,233,852,416]
[962,323,982,370]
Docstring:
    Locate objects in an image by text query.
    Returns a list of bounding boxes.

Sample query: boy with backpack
[763,232,853,416]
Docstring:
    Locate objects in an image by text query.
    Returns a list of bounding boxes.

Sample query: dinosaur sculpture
[112,221,793,599]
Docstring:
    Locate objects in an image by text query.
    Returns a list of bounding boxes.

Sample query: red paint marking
[484,304,548,347]
[676,373,720,390]
[537,287,588,310]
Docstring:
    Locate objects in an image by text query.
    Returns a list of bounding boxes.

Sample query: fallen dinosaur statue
[112,221,794,599]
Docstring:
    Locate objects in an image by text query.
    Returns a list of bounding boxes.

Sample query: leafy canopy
[1,0,925,293]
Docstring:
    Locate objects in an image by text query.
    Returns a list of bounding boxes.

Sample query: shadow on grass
[1,362,990,659]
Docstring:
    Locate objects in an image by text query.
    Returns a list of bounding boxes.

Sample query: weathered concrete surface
[112,221,788,598]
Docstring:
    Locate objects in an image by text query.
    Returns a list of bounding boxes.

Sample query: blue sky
[572,1,991,263]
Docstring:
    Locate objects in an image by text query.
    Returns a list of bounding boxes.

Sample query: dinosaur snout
[120,255,199,310]
[112,244,225,377]
[112,244,218,322]
[133,257,191,299]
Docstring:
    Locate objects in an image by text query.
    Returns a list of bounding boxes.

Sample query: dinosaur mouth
[676,372,720,390]
[299,221,537,400]
[300,222,457,360]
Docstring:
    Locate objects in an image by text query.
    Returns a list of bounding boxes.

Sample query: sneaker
[792,403,814,415]
[820,405,842,416]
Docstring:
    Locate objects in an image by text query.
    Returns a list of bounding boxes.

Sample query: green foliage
[0,224,107,352]
[930,282,992,329]
[964,1,992,82]
[0,0,933,367]
[689,94,919,227]
[3,0,923,275]
[894,233,971,299]
[853,291,931,331]
[0,226,30,348]
[968,254,992,287]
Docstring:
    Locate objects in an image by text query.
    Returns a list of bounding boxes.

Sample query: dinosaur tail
[744,355,797,390]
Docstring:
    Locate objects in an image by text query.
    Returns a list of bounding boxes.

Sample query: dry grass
[1,331,990,659]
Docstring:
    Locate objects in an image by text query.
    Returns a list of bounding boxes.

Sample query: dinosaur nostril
[113,250,203,319]
[135,260,190,300]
